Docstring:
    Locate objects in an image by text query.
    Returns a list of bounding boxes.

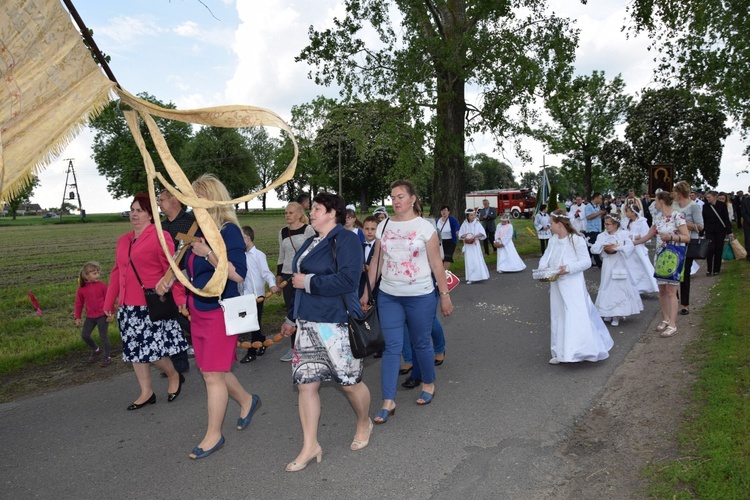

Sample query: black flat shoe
[127,392,155,411]
[399,365,413,375]
[240,352,257,364]
[434,352,445,366]
[680,309,689,315]
[402,377,421,389]
[256,346,266,356]
[168,373,185,402]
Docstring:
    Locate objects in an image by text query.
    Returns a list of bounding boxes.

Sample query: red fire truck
[465,189,536,218]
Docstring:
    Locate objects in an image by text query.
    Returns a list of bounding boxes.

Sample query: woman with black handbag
[673,181,704,315]
[280,192,372,471]
[104,193,188,411]
[703,190,735,276]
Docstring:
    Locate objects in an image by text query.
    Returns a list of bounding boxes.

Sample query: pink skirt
[188,295,238,372]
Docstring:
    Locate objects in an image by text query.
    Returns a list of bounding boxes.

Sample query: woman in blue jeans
[361,180,453,423]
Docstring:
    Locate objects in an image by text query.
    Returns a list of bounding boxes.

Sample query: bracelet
[440,290,450,296]
[205,249,213,261]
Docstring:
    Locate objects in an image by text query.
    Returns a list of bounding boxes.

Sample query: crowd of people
[71,177,749,467]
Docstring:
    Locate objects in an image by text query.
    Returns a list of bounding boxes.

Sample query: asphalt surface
[0,257,659,499]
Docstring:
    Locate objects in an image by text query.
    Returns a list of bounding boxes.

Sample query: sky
[29,0,750,213]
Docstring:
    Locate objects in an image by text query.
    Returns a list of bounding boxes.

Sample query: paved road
[0,258,659,499]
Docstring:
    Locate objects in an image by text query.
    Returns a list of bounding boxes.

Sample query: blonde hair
[78,261,101,287]
[191,173,239,228]
[286,202,309,225]
[673,180,691,199]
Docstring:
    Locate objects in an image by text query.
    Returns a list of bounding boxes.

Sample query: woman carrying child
[75,261,112,366]
[591,214,643,326]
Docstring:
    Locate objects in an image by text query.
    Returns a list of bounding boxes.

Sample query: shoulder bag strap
[128,239,146,290]
[709,204,726,229]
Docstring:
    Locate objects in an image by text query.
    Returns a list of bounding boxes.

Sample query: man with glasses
[156,189,195,373]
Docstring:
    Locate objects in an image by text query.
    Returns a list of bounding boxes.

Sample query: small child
[591,214,644,326]
[494,214,527,273]
[360,215,379,297]
[240,226,280,364]
[459,208,490,284]
[74,261,112,366]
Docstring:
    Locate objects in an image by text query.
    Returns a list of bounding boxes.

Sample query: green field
[0,211,540,374]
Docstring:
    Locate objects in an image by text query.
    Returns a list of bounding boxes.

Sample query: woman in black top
[702,190,734,275]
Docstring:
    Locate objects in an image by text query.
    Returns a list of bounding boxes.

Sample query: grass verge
[645,257,750,498]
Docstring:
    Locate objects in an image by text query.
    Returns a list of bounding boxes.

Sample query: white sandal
[655,320,669,331]
[660,326,678,338]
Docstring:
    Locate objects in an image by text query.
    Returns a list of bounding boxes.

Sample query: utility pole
[60,159,84,220]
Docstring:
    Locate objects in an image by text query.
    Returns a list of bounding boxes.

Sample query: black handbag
[686,237,709,260]
[331,236,385,359]
[130,243,178,322]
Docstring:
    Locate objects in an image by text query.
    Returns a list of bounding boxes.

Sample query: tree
[182,126,261,200]
[601,87,729,188]
[546,183,559,212]
[6,176,39,220]
[529,71,632,198]
[467,154,516,190]
[519,171,540,191]
[298,2,578,217]
[275,96,337,202]
[627,1,750,162]
[90,93,193,199]
[241,127,279,211]
[314,100,425,209]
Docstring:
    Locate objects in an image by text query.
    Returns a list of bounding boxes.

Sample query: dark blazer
[742,196,750,227]
[359,240,377,296]
[479,206,497,233]
[187,223,247,312]
[702,201,733,236]
[287,224,364,324]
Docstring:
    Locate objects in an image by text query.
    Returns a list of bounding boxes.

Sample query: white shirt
[377,217,437,296]
[243,246,276,296]
[363,240,375,262]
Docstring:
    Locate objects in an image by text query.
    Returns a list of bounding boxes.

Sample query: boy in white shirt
[240,226,280,364]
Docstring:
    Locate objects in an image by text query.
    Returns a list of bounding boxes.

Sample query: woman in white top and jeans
[362,180,453,423]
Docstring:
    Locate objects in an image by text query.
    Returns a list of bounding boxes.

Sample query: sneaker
[100,356,112,367]
[611,318,620,327]
[88,348,102,363]
[280,349,294,362]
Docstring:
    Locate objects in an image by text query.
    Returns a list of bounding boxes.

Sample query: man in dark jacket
[702,190,734,275]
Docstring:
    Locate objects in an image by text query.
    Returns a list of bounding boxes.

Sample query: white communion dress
[624,217,659,293]
[591,229,644,318]
[459,219,490,283]
[495,223,526,272]
[539,233,613,363]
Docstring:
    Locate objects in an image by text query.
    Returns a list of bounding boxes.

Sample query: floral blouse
[653,211,686,248]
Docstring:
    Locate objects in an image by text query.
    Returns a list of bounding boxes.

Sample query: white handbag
[219,282,259,336]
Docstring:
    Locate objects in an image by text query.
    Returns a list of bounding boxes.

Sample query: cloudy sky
[31,0,750,213]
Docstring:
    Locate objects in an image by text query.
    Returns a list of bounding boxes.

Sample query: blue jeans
[378,291,438,400]
[402,316,445,365]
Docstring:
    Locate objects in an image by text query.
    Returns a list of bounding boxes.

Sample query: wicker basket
[532,268,559,282]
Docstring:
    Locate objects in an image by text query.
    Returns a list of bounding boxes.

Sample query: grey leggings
[81,316,111,357]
